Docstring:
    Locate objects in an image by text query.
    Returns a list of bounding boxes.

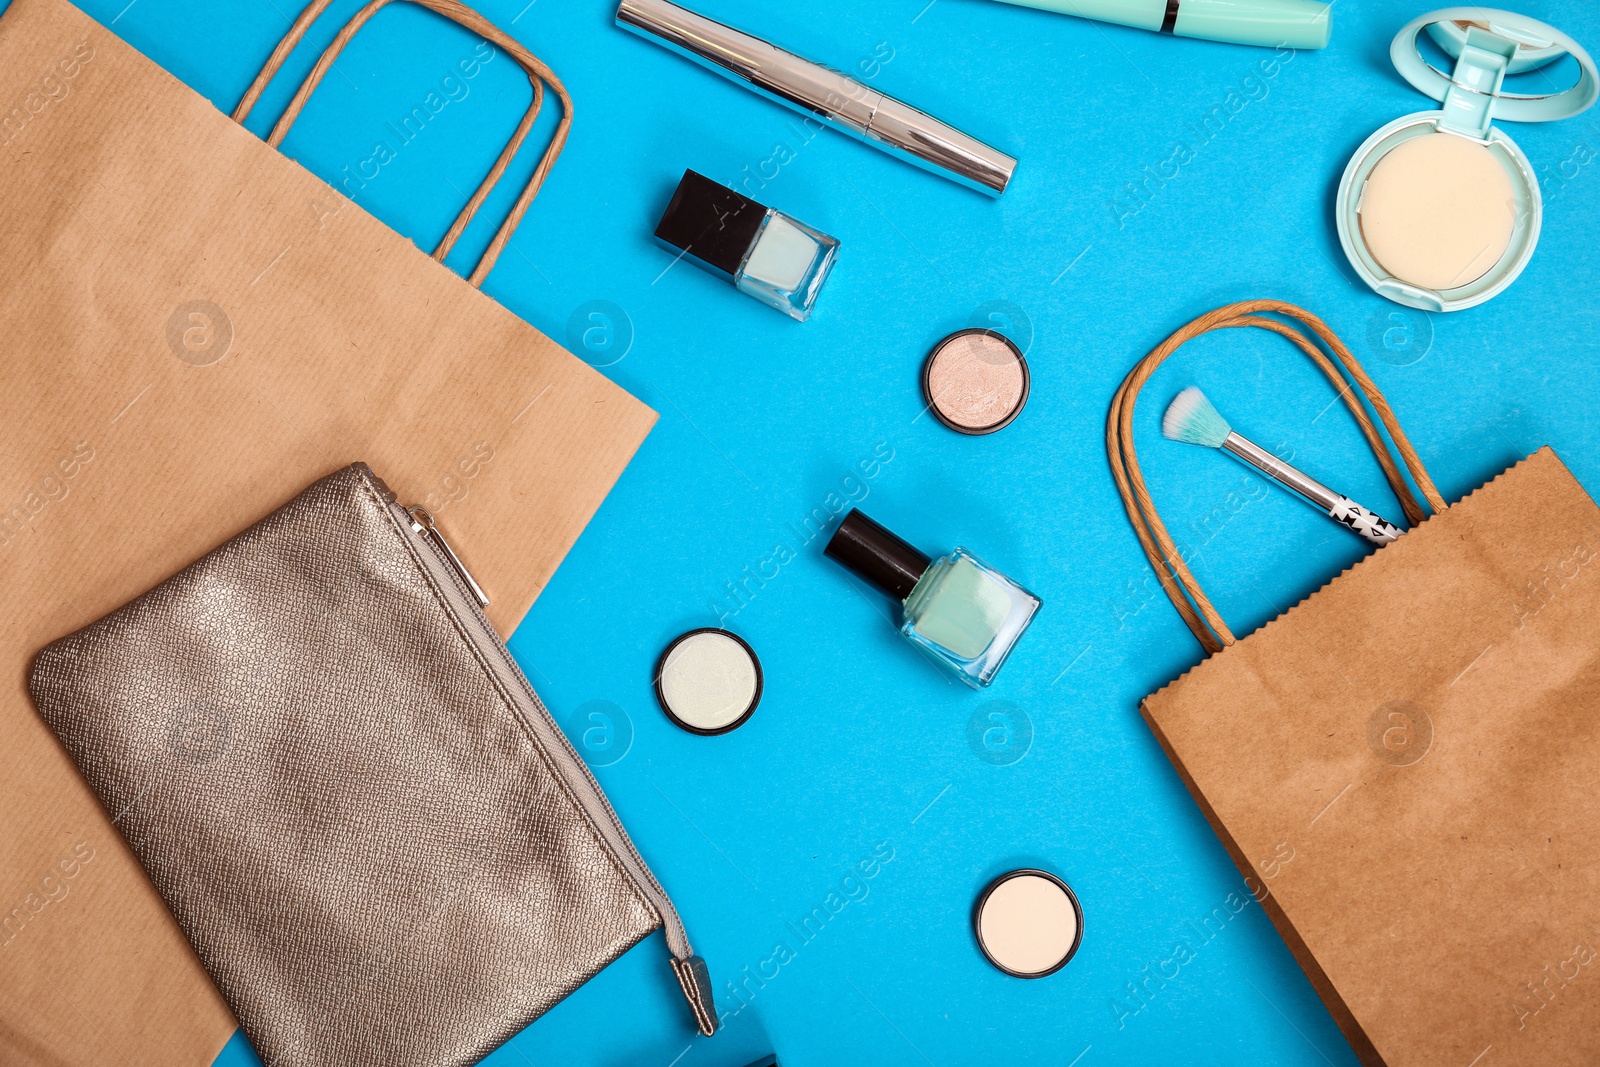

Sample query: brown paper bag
[1109,301,1600,1066]
[0,0,653,1062]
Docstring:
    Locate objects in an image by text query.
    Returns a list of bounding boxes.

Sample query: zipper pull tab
[407,505,490,608]
[669,955,718,1036]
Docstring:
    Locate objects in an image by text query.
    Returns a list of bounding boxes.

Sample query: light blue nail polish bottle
[825,509,1039,688]
[654,169,839,321]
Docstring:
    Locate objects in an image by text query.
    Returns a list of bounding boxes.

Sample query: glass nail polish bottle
[654,169,839,321]
[825,509,1040,688]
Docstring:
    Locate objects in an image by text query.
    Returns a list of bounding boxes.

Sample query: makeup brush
[1162,386,1403,545]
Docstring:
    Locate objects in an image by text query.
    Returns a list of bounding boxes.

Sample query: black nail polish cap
[825,509,931,602]
[654,169,766,281]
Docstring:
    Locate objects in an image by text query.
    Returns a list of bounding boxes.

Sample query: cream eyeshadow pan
[973,870,1083,978]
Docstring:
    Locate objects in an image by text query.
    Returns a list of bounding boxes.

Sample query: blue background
[48,0,1600,1063]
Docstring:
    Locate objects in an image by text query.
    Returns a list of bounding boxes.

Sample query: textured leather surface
[29,464,661,1067]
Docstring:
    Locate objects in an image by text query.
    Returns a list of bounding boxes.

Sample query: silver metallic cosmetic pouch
[29,463,716,1066]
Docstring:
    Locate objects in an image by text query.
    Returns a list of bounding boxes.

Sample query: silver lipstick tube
[616,0,1017,196]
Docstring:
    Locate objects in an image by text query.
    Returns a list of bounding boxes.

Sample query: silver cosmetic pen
[615,0,1017,196]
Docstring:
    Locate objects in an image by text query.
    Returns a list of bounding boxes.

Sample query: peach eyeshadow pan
[922,329,1030,436]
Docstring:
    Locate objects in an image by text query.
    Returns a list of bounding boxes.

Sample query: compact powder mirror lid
[1427,18,1566,74]
[654,628,763,735]
[922,329,1030,436]
[1393,10,1597,122]
[973,869,1083,978]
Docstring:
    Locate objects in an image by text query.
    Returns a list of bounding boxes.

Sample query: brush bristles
[1162,386,1232,449]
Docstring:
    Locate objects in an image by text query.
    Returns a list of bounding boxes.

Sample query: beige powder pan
[922,330,1030,436]
[973,869,1083,978]
[1358,131,1517,292]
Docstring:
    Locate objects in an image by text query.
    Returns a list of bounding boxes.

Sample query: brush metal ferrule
[1221,432,1342,513]
[1221,432,1405,545]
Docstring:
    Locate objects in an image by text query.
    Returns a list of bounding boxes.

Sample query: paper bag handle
[232,0,572,288]
[1106,300,1448,655]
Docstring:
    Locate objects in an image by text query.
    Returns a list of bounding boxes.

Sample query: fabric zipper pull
[407,505,490,607]
[669,954,718,1036]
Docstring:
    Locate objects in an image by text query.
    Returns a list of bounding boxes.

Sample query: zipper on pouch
[396,501,718,1037]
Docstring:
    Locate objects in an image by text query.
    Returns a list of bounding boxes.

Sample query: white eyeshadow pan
[653,628,763,735]
[974,870,1083,978]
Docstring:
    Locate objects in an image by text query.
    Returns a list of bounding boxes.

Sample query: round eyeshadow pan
[653,628,763,735]
[973,869,1083,978]
[922,329,1030,436]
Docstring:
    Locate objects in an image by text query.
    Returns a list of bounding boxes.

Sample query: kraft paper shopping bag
[1109,301,1600,1066]
[0,0,653,1062]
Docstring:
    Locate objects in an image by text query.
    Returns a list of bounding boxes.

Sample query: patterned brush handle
[1329,497,1404,545]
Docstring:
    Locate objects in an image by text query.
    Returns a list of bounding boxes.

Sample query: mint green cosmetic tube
[989,0,1330,50]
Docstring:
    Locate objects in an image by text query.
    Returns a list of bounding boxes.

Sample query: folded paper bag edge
[1141,445,1555,706]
